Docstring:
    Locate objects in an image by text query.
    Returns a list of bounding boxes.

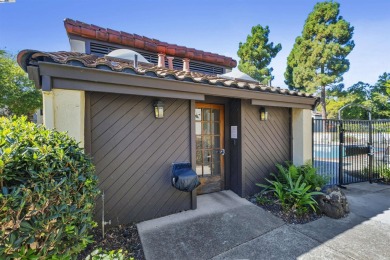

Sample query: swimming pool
[313,144,342,160]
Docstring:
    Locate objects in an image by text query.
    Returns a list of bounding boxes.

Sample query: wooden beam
[41,75,52,91]
[251,99,313,109]
[27,66,41,89]
[52,78,205,101]
[190,100,197,210]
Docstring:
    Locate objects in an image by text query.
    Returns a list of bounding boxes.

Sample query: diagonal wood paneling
[90,92,191,224]
[242,100,290,196]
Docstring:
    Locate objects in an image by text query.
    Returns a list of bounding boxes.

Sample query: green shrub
[371,166,390,183]
[255,195,272,205]
[0,116,100,259]
[257,162,324,215]
[382,167,390,182]
[297,162,328,191]
[270,162,327,192]
[85,248,130,260]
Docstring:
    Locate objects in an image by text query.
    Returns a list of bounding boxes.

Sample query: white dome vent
[218,70,258,83]
[106,49,150,63]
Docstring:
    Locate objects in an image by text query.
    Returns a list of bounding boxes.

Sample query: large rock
[316,186,350,219]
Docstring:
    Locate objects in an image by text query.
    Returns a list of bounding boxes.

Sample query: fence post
[339,120,345,187]
[312,118,314,165]
[368,120,373,183]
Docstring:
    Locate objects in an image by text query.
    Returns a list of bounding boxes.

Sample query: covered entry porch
[19,50,317,224]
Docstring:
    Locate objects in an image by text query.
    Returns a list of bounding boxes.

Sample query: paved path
[137,183,390,260]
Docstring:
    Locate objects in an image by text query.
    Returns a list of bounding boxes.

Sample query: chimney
[167,56,174,70]
[157,53,166,68]
[182,58,190,72]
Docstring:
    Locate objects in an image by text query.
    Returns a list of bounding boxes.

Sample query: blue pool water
[314,144,341,159]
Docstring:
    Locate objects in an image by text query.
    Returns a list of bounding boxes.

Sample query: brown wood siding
[89,92,192,224]
[242,100,291,197]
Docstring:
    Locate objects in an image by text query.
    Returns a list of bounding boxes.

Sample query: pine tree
[285,1,354,119]
[237,25,281,85]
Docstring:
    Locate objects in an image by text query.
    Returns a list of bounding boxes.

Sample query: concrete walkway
[137,183,390,260]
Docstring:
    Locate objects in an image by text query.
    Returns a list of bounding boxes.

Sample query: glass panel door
[195,103,224,194]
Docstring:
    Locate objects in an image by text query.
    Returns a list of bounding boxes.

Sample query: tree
[326,73,390,120]
[285,1,354,119]
[0,50,42,117]
[369,72,390,119]
[237,25,282,84]
[377,72,390,95]
[326,82,371,119]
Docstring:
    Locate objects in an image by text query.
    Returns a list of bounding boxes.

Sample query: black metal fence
[313,119,390,185]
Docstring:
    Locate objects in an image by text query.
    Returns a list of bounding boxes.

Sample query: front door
[195,103,225,194]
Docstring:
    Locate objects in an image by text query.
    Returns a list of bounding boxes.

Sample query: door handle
[220,149,225,155]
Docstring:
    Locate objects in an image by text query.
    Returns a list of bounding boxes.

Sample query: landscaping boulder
[316,186,349,218]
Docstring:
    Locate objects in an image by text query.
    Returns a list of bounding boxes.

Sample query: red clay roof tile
[17,50,316,100]
[64,18,237,68]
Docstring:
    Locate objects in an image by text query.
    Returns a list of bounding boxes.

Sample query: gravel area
[77,223,145,260]
[248,193,323,224]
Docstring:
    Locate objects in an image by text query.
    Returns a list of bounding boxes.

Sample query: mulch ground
[77,223,145,260]
[248,192,323,224]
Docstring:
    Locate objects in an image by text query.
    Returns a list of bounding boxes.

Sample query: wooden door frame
[194,102,225,194]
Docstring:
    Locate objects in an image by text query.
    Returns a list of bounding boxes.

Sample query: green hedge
[0,117,100,259]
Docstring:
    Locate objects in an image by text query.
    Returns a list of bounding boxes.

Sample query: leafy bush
[255,195,272,205]
[85,248,130,260]
[257,162,324,215]
[371,166,390,183]
[0,117,100,259]
[269,162,327,192]
[297,162,328,191]
[382,167,390,182]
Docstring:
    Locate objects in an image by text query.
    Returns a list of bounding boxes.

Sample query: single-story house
[18,19,317,224]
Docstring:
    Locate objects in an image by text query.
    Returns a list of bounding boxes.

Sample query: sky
[0,0,389,89]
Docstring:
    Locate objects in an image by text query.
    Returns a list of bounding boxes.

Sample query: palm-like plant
[257,163,323,215]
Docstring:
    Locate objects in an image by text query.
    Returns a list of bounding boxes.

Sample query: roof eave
[17,49,39,72]
[32,61,317,108]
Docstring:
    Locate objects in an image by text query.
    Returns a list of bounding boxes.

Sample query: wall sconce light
[259,107,268,121]
[154,100,164,119]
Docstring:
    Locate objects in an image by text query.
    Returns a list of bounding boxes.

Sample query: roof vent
[218,70,258,83]
[106,49,150,64]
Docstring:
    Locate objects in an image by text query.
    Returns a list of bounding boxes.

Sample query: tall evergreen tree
[237,25,282,85]
[285,1,354,119]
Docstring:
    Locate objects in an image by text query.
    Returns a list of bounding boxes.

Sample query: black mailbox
[171,162,200,192]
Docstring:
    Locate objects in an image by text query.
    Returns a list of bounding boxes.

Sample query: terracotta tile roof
[17,50,316,98]
[64,18,237,68]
